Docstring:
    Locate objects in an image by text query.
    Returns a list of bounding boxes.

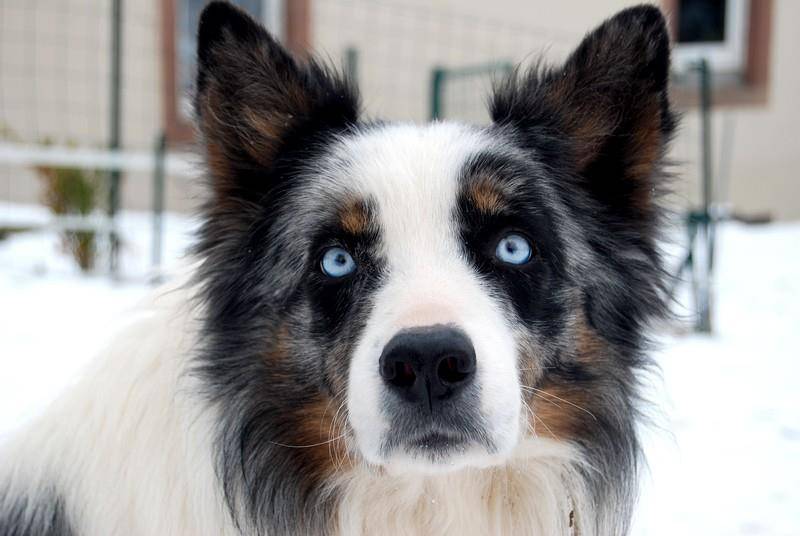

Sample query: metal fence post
[696,58,714,333]
[430,67,446,120]
[344,47,358,87]
[108,0,123,277]
[151,132,167,283]
[429,62,512,122]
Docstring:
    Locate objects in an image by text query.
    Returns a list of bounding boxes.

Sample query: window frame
[662,0,773,107]
[671,0,749,74]
[160,0,304,146]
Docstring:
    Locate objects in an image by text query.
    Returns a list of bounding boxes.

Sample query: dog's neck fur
[333,441,588,536]
[1,282,597,535]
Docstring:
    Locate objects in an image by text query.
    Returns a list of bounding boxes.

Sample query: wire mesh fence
[0,0,582,270]
[0,0,199,279]
[1,0,714,312]
[1,0,581,145]
[430,62,514,123]
[0,1,165,153]
[314,0,578,123]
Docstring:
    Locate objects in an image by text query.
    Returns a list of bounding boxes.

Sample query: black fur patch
[457,151,569,338]
[0,487,73,536]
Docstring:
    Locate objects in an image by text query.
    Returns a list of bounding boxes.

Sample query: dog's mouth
[406,431,467,454]
[376,421,498,468]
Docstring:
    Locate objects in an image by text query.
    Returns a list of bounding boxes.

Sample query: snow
[1,201,798,534]
[0,202,199,429]
[635,222,800,536]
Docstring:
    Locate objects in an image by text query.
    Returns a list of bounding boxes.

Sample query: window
[162,0,288,144]
[177,0,279,120]
[672,0,749,75]
[663,0,773,106]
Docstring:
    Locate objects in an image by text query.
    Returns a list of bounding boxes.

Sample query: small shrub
[36,164,103,272]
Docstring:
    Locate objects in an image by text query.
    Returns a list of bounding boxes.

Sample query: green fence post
[430,67,446,121]
[344,47,358,86]
[108,0,123,277]
[429,62,512,121]
[151,132,166,284]
[696,58,713,333]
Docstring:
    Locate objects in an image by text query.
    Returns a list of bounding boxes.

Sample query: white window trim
[262,0,285,41]
[177,0,287,120]
[673,0,749,74]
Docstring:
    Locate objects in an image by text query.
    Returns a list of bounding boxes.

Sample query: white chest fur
[334,439,589,536]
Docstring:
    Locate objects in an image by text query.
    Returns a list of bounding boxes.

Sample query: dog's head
[195,0,671,493]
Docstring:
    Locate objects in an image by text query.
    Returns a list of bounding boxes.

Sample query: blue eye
[495,233,532,265]
[320,247,357,278]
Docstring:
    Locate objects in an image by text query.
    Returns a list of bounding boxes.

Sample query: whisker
[336,409,352,472]
[329,397,348,471]
[528,394,566,421]
[521,393,559,440]
[327,395,343,470]
[268,394,352,451]
[331,397,354,473]
[520,385,598,421]
[532,412,559,441]
[320,392,339,436]
[520,397,538,437]
[268,432,350,449]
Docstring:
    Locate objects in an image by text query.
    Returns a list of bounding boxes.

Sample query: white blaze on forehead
[334,123,523,469]
[335,122,487,270]
[335,122,498,332]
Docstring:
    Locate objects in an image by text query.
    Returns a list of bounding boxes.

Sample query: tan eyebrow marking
[338,198,371,234]
[468,176,507,214]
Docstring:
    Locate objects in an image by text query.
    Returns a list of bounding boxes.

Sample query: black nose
[379,325,476,410]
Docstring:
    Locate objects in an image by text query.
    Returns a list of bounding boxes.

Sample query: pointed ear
[491,5,675,222]
[195,1,359,204]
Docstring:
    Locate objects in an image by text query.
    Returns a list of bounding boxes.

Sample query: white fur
[334,439,587,536]
[0,279,239,535]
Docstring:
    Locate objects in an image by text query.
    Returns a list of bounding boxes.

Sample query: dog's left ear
[195,1,359,205]
[491,5,674,223]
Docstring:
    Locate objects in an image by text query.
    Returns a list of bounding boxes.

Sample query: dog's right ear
[195,1,359,205]
[490,6,674,229]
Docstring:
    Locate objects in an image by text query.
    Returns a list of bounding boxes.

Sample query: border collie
[0,2,675,534]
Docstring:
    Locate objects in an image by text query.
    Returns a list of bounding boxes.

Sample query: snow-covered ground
[635,222,800,535]
[1,201,798,534]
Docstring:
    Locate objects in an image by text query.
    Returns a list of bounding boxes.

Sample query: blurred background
[0,1,797,534]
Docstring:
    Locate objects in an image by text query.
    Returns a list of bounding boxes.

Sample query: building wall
[0,0,200,214]
[312,0,643,122]
[672,0,800,219]
[312,0,800,220]
[1,0,798,220]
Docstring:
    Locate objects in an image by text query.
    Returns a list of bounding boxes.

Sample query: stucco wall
[671,1,800,219]
[1,0,797,219]
[0,0,200,213]
[312,0,800,220]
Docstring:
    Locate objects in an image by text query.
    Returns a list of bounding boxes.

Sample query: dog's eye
[495,233,532,265]
[320,247,357,278]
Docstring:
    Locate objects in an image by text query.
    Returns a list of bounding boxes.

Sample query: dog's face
[312,124,562,471]
[194,0,671,503]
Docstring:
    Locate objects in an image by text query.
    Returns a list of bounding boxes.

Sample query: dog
[0,2,674,534]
